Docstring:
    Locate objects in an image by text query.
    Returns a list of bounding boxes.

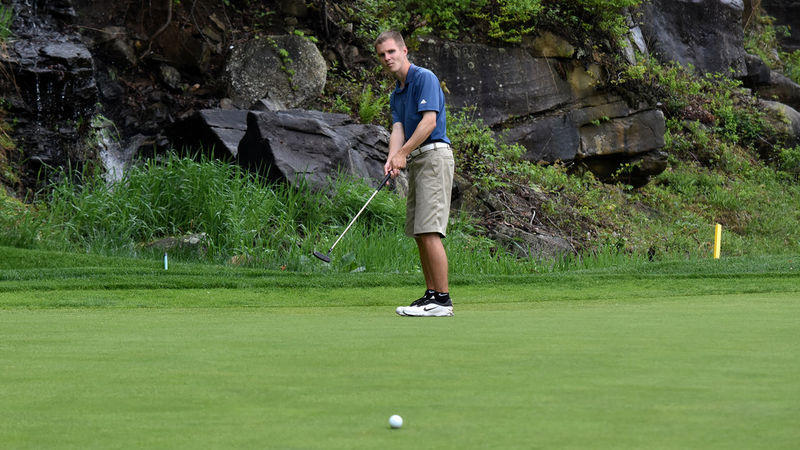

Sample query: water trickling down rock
[2,0,100,183]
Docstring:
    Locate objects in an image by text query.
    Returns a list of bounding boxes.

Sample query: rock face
[236,110,393,190]
[411,39,578,126]
[639,0,747,76]
[412,38,667,186]
[1,0,98,182]
[223,35,327,109]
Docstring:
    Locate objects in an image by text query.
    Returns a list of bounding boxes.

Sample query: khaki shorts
[405,147,455,238]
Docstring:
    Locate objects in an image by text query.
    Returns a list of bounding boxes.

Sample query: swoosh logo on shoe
[423,305,438,311]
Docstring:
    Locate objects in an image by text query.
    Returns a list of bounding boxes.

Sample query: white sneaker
[396,297,454,317]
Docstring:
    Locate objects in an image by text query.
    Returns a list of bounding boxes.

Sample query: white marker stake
[164,252,168,270]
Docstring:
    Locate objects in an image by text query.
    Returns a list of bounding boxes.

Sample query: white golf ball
[389,414,403,429]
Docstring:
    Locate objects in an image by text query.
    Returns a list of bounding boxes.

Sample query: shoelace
[409,295,433,307]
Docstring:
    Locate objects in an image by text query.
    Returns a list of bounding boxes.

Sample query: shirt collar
[395,64,416,93]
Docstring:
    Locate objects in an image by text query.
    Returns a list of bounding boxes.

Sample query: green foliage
[782,49,800,85]
[292,29,319,43]
[474,0,542,43]
[448,106,526,189]
[357,84,389,124]
[0,101,18,187]
[776,145,800,178]
[332,95,353,115]
[540,0,641,44]
[344,0,405,45]
[0,4,12,42]
[0,154,555,274]
[744,11,786,68]
[621,57,773,149]
[347,0,640,45]
[744,9,800,84]
[266,37,297,90]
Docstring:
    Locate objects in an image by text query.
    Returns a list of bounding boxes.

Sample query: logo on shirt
[420,99,427,105]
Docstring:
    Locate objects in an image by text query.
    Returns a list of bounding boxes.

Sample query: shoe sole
[395,307,454,317]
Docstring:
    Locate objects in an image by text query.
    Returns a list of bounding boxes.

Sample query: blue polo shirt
[390,64,450,145]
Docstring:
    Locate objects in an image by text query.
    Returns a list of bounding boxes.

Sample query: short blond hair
[374,31,406,50]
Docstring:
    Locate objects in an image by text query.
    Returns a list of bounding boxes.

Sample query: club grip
[378,172,392,191]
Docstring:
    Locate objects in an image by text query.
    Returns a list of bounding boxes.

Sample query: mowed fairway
[1,248,799,448]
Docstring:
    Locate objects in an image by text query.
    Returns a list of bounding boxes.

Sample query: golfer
[375,31,455,317]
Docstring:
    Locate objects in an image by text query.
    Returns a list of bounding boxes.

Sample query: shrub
[358,84,389,124]
[474,0,542,43]
[776,145,800,178]
[448,106,526,189]
[782,50,800,84]
[348,0,640,44]
[0,5,12,42]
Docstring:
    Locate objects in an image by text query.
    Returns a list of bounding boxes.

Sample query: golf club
[313,172,393,263]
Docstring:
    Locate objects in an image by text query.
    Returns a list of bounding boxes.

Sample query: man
[374,31,455,317]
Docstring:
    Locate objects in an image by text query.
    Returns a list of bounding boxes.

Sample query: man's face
[375,38,407,75]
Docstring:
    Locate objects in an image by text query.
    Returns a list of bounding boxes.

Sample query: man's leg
[416,236,433,290]
[396,232,452,316]
[415,233,448,293]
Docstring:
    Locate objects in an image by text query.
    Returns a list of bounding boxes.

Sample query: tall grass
[3,154,621,274]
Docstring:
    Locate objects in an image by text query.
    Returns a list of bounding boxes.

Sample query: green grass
[1,246,799,448]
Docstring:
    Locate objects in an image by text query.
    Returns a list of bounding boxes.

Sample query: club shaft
[328,173,392,253]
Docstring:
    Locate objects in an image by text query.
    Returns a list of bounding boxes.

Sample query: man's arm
[385,111,437,178]
[385,122,405,177]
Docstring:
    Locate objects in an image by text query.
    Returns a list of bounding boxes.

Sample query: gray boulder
[223,35,327,109]
[167,110,250,159]
[742,53,772,86]
[756,71,800,111]
[578,109,666,158]
[761,100,800,146]
[236,110,392,190]
[639,0,747,76]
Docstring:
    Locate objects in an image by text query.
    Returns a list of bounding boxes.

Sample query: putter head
[313,251,331,263]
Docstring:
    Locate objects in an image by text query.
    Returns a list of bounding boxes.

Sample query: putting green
[2,292,799,449]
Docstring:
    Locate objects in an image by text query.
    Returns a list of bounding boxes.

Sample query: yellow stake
[714,224,722,259]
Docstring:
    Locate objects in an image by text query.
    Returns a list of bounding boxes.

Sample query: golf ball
[389,414,403,429]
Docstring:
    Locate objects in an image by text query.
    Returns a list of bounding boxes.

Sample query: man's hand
[384,153,407,179]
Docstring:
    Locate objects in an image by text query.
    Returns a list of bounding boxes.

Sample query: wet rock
[1,0,98,182]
